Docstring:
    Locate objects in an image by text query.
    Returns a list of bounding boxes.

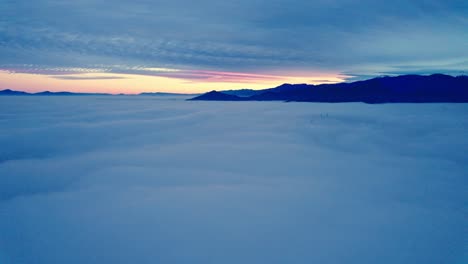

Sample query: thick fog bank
[0,96,467,264]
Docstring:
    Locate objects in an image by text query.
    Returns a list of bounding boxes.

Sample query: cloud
[0,65,108,75]
[51,75,128,80]
[0,97,467,263]
[112,68,288,83]
[1,65,346,84]
[0,0,466,76]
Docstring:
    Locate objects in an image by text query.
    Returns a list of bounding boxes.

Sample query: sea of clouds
[0,96,467,264]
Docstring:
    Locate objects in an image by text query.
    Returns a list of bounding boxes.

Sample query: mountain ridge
[190,74,468,103]
[0,89,197,96]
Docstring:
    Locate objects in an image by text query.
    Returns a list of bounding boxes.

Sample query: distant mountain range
[191,90,246,101]
[139,92,200,96]
[0,89,199,96]
[219,89,263,97]
[2,74,467,103]
[190,74,468,103]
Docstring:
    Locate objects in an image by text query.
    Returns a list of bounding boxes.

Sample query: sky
[1,0,467,93]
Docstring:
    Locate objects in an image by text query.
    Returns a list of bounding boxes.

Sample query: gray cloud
[0,97,467,263]
[0,0,467,77]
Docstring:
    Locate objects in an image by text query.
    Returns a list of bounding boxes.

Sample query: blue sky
[0,0,467,92]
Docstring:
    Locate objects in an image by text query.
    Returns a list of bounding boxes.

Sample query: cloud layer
[1,0,467,79]
[0,97,467,263]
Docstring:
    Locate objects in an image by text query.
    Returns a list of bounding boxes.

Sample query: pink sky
[0,68,350,94]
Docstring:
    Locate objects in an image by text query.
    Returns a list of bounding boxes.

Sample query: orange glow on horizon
[0,70,350,94]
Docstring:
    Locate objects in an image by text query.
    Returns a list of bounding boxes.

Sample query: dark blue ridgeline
[190,74,468,103]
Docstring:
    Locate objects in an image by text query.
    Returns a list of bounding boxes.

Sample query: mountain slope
[0,89,31,95]
[191,74,468,103]
[189,91,246,101]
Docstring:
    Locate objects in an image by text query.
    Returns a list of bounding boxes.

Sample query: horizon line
[1,73,466,95]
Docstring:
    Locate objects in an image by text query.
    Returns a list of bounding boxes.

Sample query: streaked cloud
[51,75,128,80]
[0,65,108,75]
[1,64,349,86]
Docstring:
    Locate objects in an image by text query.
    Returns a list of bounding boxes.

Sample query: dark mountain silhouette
[191,74,468,103]
[34,91,109,96]
[220,89,262,97]
[189,90,245,101]
[0,89,30,95]
[0,89,194,96]
[0,89,110,96]
[2,74,467,102]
